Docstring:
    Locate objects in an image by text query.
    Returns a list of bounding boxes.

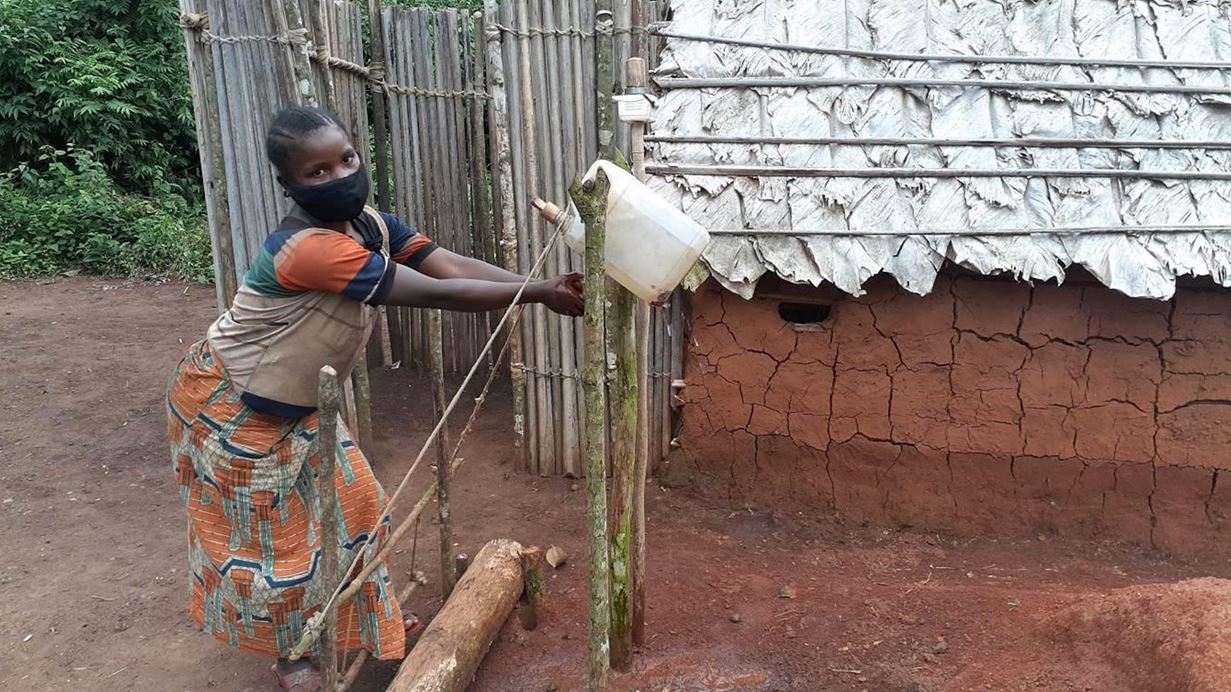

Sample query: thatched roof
[647,0,1231,300]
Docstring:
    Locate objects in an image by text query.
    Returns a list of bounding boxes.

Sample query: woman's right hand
[532,274,585,317]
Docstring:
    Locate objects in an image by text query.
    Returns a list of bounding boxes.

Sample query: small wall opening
[778,302,832,325]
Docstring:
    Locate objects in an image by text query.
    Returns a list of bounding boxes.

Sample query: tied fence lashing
[179,12,489,100]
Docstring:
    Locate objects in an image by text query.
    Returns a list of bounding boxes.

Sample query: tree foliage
[0,0,197,195]
[0,147,211,281]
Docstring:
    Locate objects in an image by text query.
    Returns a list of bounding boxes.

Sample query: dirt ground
[2,278,1230,692]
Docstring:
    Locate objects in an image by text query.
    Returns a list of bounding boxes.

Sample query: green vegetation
[0,0,478,283]
[0,148,211,282]
[0,0,197,194]
[0,0,207,282]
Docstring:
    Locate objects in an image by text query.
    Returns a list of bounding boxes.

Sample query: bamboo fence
[488,0,598,476]
[179,0,369,293]
[381,7,500,373]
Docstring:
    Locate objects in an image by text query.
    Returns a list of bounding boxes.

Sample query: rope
[180,15,487,100]
[290,222,568,659]
[179,13,310,47]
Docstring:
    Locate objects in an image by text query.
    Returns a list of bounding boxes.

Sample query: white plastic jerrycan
[532,160,710,304]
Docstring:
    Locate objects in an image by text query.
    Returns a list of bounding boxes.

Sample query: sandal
[271,661,321,691]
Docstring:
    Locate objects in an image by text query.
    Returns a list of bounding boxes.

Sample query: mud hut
[646,0,1231,555]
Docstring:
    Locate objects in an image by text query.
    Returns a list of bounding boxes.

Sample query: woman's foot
[271,659,320,691]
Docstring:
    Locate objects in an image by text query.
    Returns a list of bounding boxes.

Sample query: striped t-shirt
[243,212,436,305]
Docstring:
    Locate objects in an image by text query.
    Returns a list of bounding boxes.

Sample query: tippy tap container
[534,160,710,304]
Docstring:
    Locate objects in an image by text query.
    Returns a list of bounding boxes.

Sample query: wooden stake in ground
[518,546,545,631]
[483,0,528,465]
[430,308,456,598]
[386,539,527,692]
[606,152,639,669]
[625,56,651,648]
[317,366,342,691]
[573,170,612,691]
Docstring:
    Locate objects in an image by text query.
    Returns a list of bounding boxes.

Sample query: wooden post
[367,0,393,212]
[517,546,545,631]
[515,0,557,475]
[178,5,237,311]
[305,0,337,109]
[386,539,527,692]
[430,309,456,598]
[277,0,316,107]
[596,0,616,160]
[625,56,651,648]
[367,0,397,368]
[318,366,342,692]
[484,0,528,465]
[350,352,373,449]
[573,170,611,691]
[605,153,639,669]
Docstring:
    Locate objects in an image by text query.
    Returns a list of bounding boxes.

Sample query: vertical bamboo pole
[306,0,337,108]
[485,0,529,465]
[612,0,632,156]
[307,0,370,450]
[415,10,439,369]
[278,0,316,107]
[625,56,650,648]
[607,280,637,669]
[317,365,342,692]
[368,0,399,366]
[568,0,589,442]
[231,0,268,266]
[438,11,465,372]
[350,354,371,449]
[596,0,615,161]
[367,0,393,212]
[498,0,539,472]
[516,0,556,475]
[573,170,611,692]
[206,1,247,279]
[465,14,497,370]
[540,0,581,478]
[179,3,237,311]
[429,309,456,598]
[526,0,564,472]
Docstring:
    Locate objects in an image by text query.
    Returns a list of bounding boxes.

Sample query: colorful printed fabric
[243,212,436,305]
[166,339,406,660]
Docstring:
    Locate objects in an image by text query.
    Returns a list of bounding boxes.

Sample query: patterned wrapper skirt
[166,340,405,660]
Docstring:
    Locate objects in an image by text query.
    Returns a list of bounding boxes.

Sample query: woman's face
[282,125,361,187]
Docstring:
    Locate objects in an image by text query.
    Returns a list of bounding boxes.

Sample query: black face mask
[286,164,370,223]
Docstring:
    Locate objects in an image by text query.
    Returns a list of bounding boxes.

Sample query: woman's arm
[382,263,583,316]
[415,247,527,283]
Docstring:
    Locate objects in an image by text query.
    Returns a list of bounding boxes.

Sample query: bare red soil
[1,279,1228,692]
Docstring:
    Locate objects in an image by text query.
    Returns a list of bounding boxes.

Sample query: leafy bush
[0,147,212,282]
[0,0,197,195]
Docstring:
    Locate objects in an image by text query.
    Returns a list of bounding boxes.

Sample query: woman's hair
[265,106,348,177]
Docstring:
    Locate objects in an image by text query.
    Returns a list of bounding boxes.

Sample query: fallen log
[387,539,527,692]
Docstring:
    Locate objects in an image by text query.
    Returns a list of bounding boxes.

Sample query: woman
[166,106,582,690]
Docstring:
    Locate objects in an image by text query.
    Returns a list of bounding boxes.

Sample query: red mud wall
[673,276,1231,556]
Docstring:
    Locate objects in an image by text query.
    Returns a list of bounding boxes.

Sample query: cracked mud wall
[672,277,1231,556]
